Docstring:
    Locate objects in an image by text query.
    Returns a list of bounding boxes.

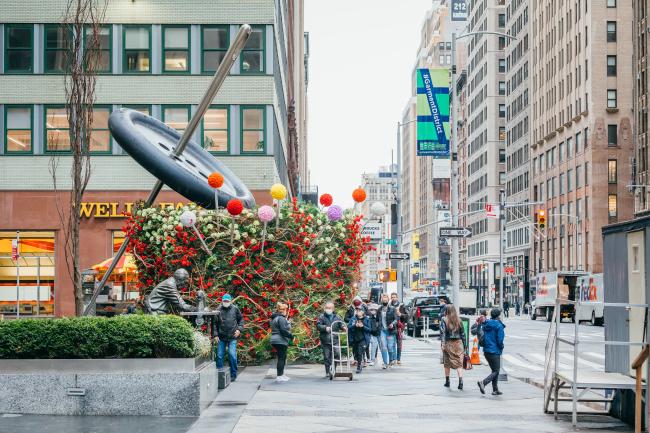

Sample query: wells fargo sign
[80,202,188,219]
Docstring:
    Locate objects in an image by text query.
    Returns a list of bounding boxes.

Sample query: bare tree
[49,0,107,315]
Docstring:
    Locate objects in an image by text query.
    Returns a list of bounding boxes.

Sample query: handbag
[463,353,473,370]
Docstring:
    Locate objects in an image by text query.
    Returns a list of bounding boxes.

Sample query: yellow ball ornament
[270,183,288,200]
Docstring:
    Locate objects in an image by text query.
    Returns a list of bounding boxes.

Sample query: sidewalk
[189,337,631,432]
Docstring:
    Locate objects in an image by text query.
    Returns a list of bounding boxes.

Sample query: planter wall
[0,358,217,416]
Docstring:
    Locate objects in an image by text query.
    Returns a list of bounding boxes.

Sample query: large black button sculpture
[109,108,256,209]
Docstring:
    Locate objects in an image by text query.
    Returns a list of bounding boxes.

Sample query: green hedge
[0,315,195,359]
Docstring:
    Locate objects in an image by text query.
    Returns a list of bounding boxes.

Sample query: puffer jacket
[270,312,294,346]
[481,319,505,355]
[212,305,244,341]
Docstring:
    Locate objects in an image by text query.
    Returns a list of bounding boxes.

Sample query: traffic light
[537,209,546,229]
[378,270,397,282]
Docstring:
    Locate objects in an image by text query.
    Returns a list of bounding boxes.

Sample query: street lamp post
[450,30,516,311]
[396,119,417,302]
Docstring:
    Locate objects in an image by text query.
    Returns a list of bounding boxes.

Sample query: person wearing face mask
[377,293,398,369]
[316,301,344,377]
[348,308,371,374]
[390,292,407,365]
[366,304,381,366]
[344,295,368,323]
[212,294,244,381]
[270,302,294,382]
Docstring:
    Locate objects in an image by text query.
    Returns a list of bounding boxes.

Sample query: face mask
[382,301,388,306]
[325,309,333,315]
[353,300,361,307]
[222,301,231,308]
[391,299,398,305]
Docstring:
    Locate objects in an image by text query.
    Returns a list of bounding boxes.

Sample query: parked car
[406,295,449,337]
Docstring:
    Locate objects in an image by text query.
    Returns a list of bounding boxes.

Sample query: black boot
[458,378,463,390]
[444,376,450,387]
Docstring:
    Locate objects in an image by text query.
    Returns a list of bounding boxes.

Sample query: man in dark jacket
[348,309,371,373]
[212,294,244,381]
[378,294,398,368]
[477,308,506,395]
[390,292,407,364]
[316,301,345,377]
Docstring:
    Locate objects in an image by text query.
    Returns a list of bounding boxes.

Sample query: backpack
[470,322,478,336]
[477,323,486,347]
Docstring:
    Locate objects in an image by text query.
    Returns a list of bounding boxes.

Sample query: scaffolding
[544,295,650,428]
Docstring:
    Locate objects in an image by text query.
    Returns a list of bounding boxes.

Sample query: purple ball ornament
[327,205,344,222]
[257,205,276,223]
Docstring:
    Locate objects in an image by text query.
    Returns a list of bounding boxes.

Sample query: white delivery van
[575,273,604,326]
[531,271,588,322]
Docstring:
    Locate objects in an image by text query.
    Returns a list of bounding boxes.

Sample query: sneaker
[356,368,362,374]
[477,381,486,394]
[492,390,503,396]
[382,364,388,370]
[369,361,375,367]
[276,376,285,382]
[396,361,402,365]
[280,375,290,381]
[458,380,463,390]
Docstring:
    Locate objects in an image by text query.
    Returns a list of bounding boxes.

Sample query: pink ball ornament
[257,205,276,223]
[327,205,344,221]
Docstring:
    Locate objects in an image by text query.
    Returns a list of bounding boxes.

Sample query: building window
[608,124,618,146]
[498,13,506,27]
[163,106,190,134]
[607,55,617,76]
[45,107,69,151]
[241,106,265,153]
[607,22,617,42]
[123,26,151,73]
[84,25,111,73]
[202,26,229,73]
[202,106,229,153]
[499,148,505,163]
[499,104,506,118]
[498,81,506,95]
[498,59,506,73]
[575,132,581,151]
[567,169,573,191]
[241,26,265,74]
[446,54,451,64]
[576,165,582,188]
[585,162,589,185]
[559,142,564,162]
[439,54,445,64]
[607,0,616,7]
[608,194,618,217]
[607,89,617,108]
[122,105,150,116]
[608,159,618,183]
[44,25,71,73]
[4,106,33,154]
[5,24,33,73]
[446,42,452,50]
[162,26,190,73]
[89,106,111,153]
[499,126,506,141]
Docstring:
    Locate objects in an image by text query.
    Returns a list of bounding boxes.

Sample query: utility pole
[450,32,460,308]
[499,189,505,312]
[396,122,403,301]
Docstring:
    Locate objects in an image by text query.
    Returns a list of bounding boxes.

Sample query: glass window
[585,162,589,185]
[124,26,151,73]
[607,22,617,42]
[584,127,589,148]
[203,106,229,152]
[498,14,506,27]
[44,25,71,73]
[498,59,506,73]
[241,106,265,152]
[5,106,33,153]
[439,54,445,64]
[608,159,618,183]
[90,106,111,153]
[559,142,564,162]
[499,104,506,118]
[499,126,506,141]
[499,148,505,163]
[202,26,229,73]
[566,137,573,158]
[607,55,617,76]
[84,26,111,73]
[608,124,618,146]
[498,81,506,95]
[608,194,618,217]
[576,165,582,188]
[607,89,617,108]
[241,26,265,74]
[607,0,616,6]
[576,198,582,220]
[559,173,564,194]
[122,105,150,116]
[575,132,581,151]
[45,107,70,152]
[446,54,451,64]
[5,24,33,72]
[567,169,573,191]
[163,106,190,134]
[163,26,189,73]
[445,42,452,50]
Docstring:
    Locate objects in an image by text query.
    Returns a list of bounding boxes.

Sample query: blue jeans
[379,330,397,365]
[369,335,379,363]
[216,339,238,379]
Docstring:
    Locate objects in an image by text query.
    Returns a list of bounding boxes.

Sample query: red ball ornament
[226,199,243,216]
[319,193,333,207]
[352,188,367,203]
[208,172,224,188]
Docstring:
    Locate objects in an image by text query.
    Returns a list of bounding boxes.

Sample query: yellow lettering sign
[79,202,96,218]
[95,203,110,218]
[80,202,190,219]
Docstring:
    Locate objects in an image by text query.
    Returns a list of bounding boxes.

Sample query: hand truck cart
[329,320,353,381]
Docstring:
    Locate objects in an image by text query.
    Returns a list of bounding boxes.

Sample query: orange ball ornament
[208,172,224,189]
[352,188,367,203]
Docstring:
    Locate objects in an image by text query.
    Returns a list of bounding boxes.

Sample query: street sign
[389,252,410,260]
[439,227,472,238]
[505,266,516,275]
[485,203,499,219]
[383,238,397,245]
[361,222,382,240]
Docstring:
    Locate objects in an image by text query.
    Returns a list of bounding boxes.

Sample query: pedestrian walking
[378,293,398,368]
[366,303,381,366]
[390,292,407,365]
[477,308,506,396]
[212,294,244,381]
[503,300,510,318]
[515,300,521,316]
[471,309,488,349]
[344,295,368,322]
[348,308,371,374]
[270,302,294,382]
[440,304,466,390]
[524,302,531,315]
[316,301,345,377]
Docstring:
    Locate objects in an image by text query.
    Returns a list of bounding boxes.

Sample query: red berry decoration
[226,199,243,216]
[319,193,333,207]
[352,187,367,203]
[208,172,224,188]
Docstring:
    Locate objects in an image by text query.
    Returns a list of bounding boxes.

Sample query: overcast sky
[305,0,432,208]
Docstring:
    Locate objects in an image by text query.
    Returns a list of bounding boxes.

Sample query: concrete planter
[0,357,217,416]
